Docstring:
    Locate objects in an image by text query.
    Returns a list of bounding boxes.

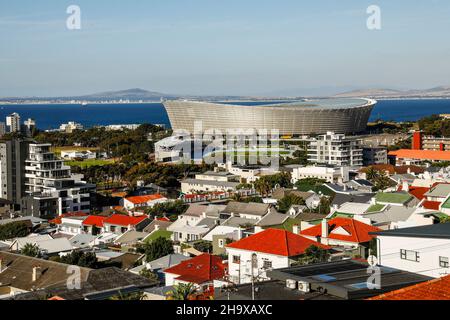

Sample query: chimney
[32,266,42,282]
[0,259,3,273]
[292,225,299,235]
[202,211,207,218]
[402,180,410,192]
[154,224,160,231]
[321,219,329,239]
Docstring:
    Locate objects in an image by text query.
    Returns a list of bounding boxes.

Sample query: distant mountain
[68,88,180,101]
[335,86,450,98]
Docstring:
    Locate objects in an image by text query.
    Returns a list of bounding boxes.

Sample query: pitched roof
[223,201,270,216]
[49,212,89,225]
[103,214,148,227]
[422,200,441,210]
[125,194,165,205]
[371,223,450,239]
[227,229,329,257]
[82,215,108,227]
[301,218,381,244]
[369,275,450,300]
[163,253,227,284]
[408,186,430,201]
[389,149,450,161]
[375,192,413,204]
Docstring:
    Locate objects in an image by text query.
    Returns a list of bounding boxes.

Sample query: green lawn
[143,230,173,243]
[367,204,386,213]
[375,192,412,204]
[65,158,115,168]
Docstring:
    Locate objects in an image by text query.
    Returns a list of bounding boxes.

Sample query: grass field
[65,158,115,168]
[52,146,100,156]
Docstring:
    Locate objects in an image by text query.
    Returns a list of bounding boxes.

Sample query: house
[226,228,329,284]
[221,202,272,220]
[82,215,108,235]
[163,253,227,294]
[371,223,450,278]
[102,214,150,235]
[202,226,244,255]
[300,218,381,258]
[123,194,168,210]
[388,149,450,166]
[55,215,89,236]
[0,252,157,300]
[291,165,350,184]
[114,230,149,247]
[368,274,450,300]
[181,179,240,194]
[272,188,320,209]
[9,235,74,256]
[167,204,223,243]
[130,253,190,281]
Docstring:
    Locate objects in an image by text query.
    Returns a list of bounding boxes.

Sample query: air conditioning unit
[286,279,297,289]
[297,281,310,293]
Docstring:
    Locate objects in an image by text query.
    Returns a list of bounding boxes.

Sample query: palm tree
[20,243,41,258]
[166,283,197,300]
[366,166,379,182]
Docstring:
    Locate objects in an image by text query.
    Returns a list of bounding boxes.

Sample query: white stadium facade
[163,98,377,136]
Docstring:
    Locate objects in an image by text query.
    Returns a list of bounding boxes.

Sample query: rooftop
[389,149,450,161]
[371,223,450,239]
[375,192,413,204]
[368,275,450,300]
[226,228,329,257]
[125,194,166,205]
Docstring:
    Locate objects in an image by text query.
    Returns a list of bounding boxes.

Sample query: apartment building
[307,132,363,167]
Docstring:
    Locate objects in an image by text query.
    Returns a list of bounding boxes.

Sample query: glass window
[263,260,273,269]
[232,255,240,264]
[400,249,420,262]
[440,256,449,268]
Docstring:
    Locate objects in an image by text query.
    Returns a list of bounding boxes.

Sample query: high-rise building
[0,138,33,209]
[23,118,36,136]
[0,122,6,137]
[21,143,95,218]
[307,132,363,167]
[6,113,21,133]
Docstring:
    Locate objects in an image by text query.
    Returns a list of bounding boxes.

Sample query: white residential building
[307,132,363,167]
[373,224,450,278]
[59,121,84,133]
[291,165,350,184]
[6,113,20,133]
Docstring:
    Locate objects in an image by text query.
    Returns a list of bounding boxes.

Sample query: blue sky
[1,0,450,97]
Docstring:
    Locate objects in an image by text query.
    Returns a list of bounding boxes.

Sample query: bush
[0,222,30,241]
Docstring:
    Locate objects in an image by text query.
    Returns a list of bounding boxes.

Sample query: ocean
[0,99,449,130]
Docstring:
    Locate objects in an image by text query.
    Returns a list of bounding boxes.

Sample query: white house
[291,165,350,184]
[372,223,450,279]
[225,228,328,284]
[122,194,168,210]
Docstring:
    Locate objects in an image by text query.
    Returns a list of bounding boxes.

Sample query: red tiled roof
[408,186,430,201]
[164,254,227,284]
[422,200,441,211]
[359,164,425,175]
[156,217,171,222]
[82,215,108,227]
[389,149,450,161]
[226,229,330,257]
[368,275,450,300]
[300,218,381,244]
[125,194,165,205]
[49,212,88,225]
[103,214,148,227]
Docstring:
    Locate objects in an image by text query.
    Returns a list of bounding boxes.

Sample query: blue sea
[0,99,449,130]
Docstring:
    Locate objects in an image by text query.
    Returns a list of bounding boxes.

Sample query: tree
[59,250,98,268]
[109,291,146,300]
[0,222,30,241]
[296,245,329,265]
[139,268,160,284]
[20,243,41,258]
[166,283,197,300]
[143,237,174,262]
[193,240,213,253]
[278,194,306,213]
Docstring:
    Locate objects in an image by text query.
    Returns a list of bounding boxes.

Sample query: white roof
[13,235,73,254]
[335,202,372,215]
[202,225,240,241]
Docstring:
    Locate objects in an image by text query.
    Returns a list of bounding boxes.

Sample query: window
[218,239,225,248]
[263,260,273,269]
[232,255,240,264]
[400,249,420,262]
[440,256,449,268]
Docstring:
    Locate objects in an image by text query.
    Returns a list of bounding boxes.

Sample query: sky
[1,0,450,97]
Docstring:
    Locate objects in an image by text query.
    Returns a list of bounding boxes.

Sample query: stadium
[163,98,376,136]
